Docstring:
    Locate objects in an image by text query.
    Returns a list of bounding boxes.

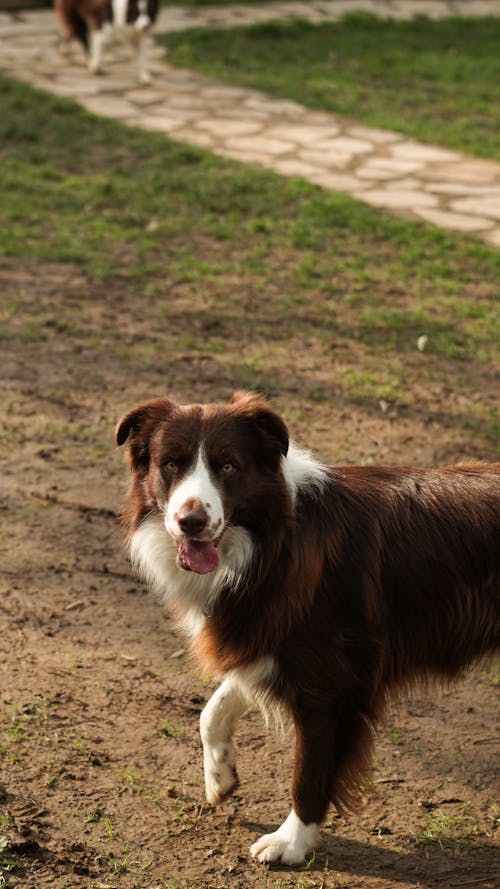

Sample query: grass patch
[161,14,500,160]
[416,807,479,850]
[161,721,182,739]
[0,74,499,452]
[390,726,403,746]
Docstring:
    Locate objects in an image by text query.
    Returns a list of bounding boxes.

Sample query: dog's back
[312,463,500,684]
[373,464,499,680]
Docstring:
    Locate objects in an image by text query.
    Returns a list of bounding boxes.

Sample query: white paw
[203,741,239,805]
[250,811,320,865]
[250,832,307,865]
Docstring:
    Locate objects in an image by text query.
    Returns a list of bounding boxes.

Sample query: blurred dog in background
[55,0,159,84]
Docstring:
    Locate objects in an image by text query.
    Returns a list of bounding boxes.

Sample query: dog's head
[116,392,289,574]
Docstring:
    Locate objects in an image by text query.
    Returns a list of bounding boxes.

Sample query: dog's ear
[230,390,289,458]
[254,405,289,458]
[115,398,175,471]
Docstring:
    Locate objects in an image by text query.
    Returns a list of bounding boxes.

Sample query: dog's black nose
[177,506,209,536]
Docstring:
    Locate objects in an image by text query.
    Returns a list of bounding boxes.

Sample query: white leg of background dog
[135,32,151,85]
[88,28,105,74]
[200,677,248,805]
[134,0,153,84]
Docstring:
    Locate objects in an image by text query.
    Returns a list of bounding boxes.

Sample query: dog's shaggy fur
[116,391,499,864]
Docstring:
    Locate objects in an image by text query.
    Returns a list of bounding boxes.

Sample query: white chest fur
[130,514,254,636]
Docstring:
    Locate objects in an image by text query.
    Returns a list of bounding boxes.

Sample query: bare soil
[0,262,498,889]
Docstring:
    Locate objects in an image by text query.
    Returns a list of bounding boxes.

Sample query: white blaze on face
[165,445,224,542]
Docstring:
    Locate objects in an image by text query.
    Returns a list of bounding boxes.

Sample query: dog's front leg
[200,676,248,805]
[88,28,105,74]
[136,32,151,85]
[250,712,332,865]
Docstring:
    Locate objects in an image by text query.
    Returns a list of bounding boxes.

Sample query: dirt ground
[0,262,498,889]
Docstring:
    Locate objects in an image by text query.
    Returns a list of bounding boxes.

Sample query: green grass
[416,807,479,850]
[161,14,500,160]
[161,721,182,739]
[0,74,499,449]
[390,726,403,746]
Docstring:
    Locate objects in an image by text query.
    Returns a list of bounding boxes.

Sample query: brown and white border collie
[55,0,159,84]
[116,391,499,865]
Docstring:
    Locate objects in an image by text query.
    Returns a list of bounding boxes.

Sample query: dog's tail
[55,0,89,51]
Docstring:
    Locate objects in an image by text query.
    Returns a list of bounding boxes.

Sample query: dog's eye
[222,462,236,474]
[164,460,178,472]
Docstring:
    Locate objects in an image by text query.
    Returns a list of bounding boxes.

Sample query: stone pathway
[1,3,500,246]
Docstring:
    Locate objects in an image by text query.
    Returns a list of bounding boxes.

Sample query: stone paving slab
[1,6,500,248]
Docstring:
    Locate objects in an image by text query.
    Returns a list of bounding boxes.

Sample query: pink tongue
[178,539,219,574]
